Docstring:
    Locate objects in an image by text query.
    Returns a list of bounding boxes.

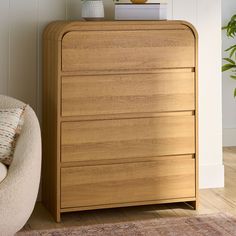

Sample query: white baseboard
[223,128,236,147]
[199,164,224,189]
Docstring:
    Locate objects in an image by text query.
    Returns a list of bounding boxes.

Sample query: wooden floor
[25,147,236,231]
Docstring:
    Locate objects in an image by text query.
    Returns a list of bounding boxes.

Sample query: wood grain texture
[42,21,198,221]
[61,116,195,163]
[60,154,195,168]
[60,111,195,123]
[44,21,193,41]
[61,155,195,208]
[62,29,195,72]
[42,32,61,222]
[60,197,196,213]
[62,72,195,117]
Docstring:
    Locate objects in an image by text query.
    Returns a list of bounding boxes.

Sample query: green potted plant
[222,14,236,97]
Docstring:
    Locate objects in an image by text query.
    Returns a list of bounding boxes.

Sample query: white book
[115,4,167,20]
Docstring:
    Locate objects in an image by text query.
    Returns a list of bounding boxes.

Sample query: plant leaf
[230,47,236,58]
[230,75,236,80]
[222,64,236,72]
[225,14,236,37]
[223,15,236,98]
[225,45,236,52]
[223,58,235,64]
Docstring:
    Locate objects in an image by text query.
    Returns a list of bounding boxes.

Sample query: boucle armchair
[0,95,41,236]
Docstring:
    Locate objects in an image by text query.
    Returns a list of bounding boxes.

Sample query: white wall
[171,0,223,188]
[0,0,223,189]
[222,0,236,147]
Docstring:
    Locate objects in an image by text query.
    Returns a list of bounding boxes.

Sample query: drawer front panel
[61,116,195,163]
[61,72,195,117]
[61,156,195,208]
[62,30,195,72]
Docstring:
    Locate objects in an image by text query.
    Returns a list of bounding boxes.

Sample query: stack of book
[115,0,168,20]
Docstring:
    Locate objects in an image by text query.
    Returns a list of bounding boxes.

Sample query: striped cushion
[0,107,25,165]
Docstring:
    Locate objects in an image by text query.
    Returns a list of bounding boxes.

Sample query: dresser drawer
[62,30,195,72]
[61,116,195,163]
[61,155,195,208]
[61,72,195,117]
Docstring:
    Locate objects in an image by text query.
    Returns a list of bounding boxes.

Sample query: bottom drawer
[61,155,196,209]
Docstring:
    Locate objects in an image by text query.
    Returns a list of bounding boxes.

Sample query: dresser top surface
[43,20,197,41]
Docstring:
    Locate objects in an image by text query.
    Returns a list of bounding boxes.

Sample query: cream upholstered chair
[0,95,41,236]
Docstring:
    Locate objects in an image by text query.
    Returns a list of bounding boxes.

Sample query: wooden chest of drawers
[42,21,198,222]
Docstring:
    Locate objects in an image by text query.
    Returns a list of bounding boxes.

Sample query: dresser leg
[56,212,61,223]
[186,201,198,210]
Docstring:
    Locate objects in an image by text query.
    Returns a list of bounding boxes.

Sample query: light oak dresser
[42,20,198,222]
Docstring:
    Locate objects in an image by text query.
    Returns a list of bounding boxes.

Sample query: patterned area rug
[17,213,236,236]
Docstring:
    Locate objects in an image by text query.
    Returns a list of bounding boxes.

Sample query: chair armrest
[0,106,41,235]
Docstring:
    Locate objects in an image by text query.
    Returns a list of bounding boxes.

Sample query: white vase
[82,0,104,21]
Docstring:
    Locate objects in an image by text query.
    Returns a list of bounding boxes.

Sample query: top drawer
[62,29,195,72]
